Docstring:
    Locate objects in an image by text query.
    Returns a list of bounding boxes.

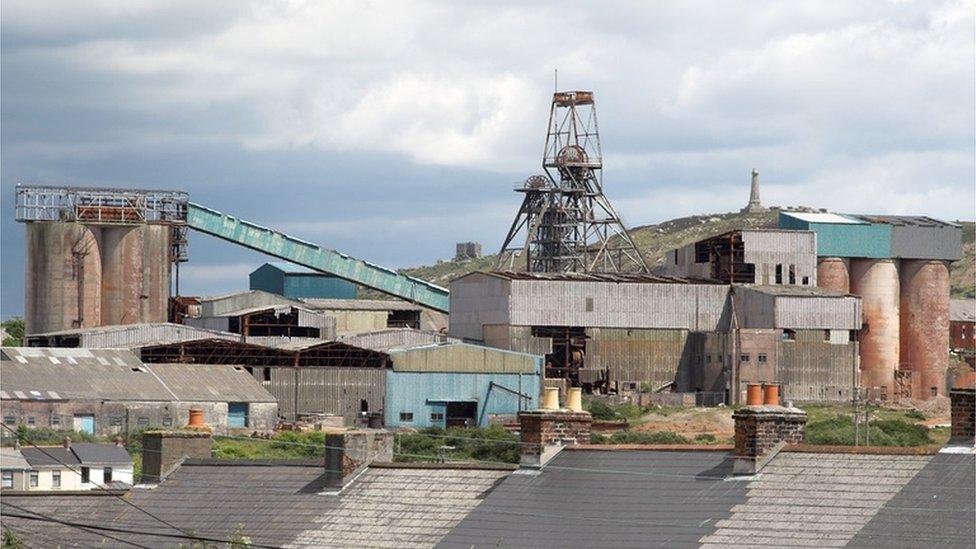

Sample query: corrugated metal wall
[390,344,539,374]
[774,295,861,329]
[507,281,730,331]
[262,367,386,422]
[742,230,818,285]
[586,328,699,391]
[78,324,242,348]
[449,273,511,340]
[338,329,459,351]
[778,334,858,402]
[482,325,552,355]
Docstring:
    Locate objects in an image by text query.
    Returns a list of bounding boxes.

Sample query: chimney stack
[141,431,213,483]
[949,387,975,444]
[733,389,806,475]
[518,389,592,468]
[323,429,394,492]
[63,436,71,449]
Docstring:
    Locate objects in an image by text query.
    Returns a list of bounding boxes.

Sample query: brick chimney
[518,388,592,468]
[323,429,394,492]
[732,384,806,475]
[949,388,975,444]
[141,431,213,483]
[63,436,71,449]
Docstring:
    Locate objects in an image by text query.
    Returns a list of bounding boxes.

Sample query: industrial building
[249,261,358,299]
[779,212,963,399]
[663,229,818,285]
[0,347,278,437]
[449,271,861,403]
[23,322,242,349]
[384,343,542,428]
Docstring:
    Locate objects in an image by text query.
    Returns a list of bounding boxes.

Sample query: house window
[740,354,751,363]
[758,353,768,363]
[399,412,414,422]
[263,368,272,382]
[52,470,61,488]
[29,471,38,488]
[51,415,60,427]
[430,412,444,422]
[137,417,149,426]
[81,467,90,483]
[104,467,113,483]
[2,416,14,425]
[931,387,938,397]
[228,403,249,428]
[2,471,12,488]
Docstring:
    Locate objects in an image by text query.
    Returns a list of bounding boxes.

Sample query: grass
[590,431,690,445]
[395,425,520,464]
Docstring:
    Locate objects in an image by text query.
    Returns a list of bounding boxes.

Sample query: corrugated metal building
[0,347,277,437]
[337,328,460,352]
[449,272,861,403]
[250,262,358,299]
[664,229,818,286]
[24,323,242,349]
[186,303,335,340]
[385,343,542,428]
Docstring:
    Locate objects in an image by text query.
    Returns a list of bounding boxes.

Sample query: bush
[395,425,520,464]
[584,400,619,421]
[590,431,690,445]
[805,416,932,447]
[693,434,717,444]
[904,410,926,420]
[9,427,97,446]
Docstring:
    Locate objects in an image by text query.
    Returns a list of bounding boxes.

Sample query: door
[73,415,95,434]
[445,402,477,428]
[228,403,249,428]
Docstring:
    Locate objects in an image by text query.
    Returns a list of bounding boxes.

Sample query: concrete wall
[385,370,541,428]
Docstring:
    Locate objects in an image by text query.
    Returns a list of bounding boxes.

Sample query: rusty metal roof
[468,270,717,284]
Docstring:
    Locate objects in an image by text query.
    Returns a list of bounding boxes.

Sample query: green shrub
[591,430,690,445]
[584,400,618,420]
[10,427,97,446]
[805,416,932,447]
[395,425,520,464]
[904,410,926,420]
[693,434,717,444]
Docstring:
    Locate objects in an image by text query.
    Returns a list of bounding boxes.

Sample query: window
[430,412,444,422]
[2,471,12,489]
[103,467,113,483]
[26,416,35,426]
[705,354,712,364]
[758,353,768,363]
[801,276,809,285]
[162,417,173,427]
[823,330,831,342]
[51,415,60,427]
[137,416,149,426]
[110,416,124,427]
[29,471,38,488]
[2,416,14,425]
[775,264,783,284]
[399,412,414,422]
[263,368,272,382]
[782,330,796,342]
[228,402,249,428]
[788,265,796,285]
[585,297,594,312]
[931,387,938,397]
[360,400,369,413]
[245,366,254,375]
[739,354,751,363]
[81,467,90,483]
[880,386,888,401]
[52,470,61,488]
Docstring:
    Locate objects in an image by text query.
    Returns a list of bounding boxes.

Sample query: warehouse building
[385,343,542,428]
[0,347,278,437]
[663,229,818,285]
[449,271,860,403]
[185,302,336,342]
[24,322,242,349]
[249,261,358,299]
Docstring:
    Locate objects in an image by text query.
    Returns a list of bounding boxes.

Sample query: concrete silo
[816,257,850,293]
[16,185,188,334]
[850,259,901,396]
[899,260,951,398]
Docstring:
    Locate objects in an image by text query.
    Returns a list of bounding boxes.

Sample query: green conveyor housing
[186,203,450,312]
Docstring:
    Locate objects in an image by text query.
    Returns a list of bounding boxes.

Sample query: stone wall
[141,431,213,483]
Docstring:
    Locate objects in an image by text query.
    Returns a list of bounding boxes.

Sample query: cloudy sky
[1,0,973,317]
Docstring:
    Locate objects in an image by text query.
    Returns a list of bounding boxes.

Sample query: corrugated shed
[586,328,697,389]
[741,230,818,285]
[25,323,242,349]
[1,347,176,401]
[778,337,858,402]
[198,290,307,317]
[389,343,539,374]
[145,364,276,402]
[290,367,386,422]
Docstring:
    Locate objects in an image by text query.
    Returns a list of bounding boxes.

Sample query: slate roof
[1,461,510,548]
[20,447,80,468]
[144,363,277,402]
[70,443,133,466]
[439,449,976,549]
[0,447,30,470]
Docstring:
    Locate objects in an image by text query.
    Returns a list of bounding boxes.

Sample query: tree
[1,318,25,347]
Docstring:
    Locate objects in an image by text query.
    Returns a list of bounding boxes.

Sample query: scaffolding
[15,184,189,225]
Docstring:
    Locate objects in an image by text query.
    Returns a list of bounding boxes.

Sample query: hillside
[400,213,975,298]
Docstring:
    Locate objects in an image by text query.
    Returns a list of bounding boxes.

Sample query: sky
[1,0,974,318]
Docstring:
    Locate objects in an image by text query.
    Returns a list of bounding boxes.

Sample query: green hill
[399,213,975,299]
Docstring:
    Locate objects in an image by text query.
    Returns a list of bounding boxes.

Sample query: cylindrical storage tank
[101,225,171,326]
[817,257,850,293]
[899,260,950,400]
[850,259,900,398]
[24,223,102,334]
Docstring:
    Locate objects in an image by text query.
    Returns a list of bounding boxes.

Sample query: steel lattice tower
[497,91,648,273]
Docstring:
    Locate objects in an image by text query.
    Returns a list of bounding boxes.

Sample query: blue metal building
[384,343,542,428]
[249,262,358,299]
